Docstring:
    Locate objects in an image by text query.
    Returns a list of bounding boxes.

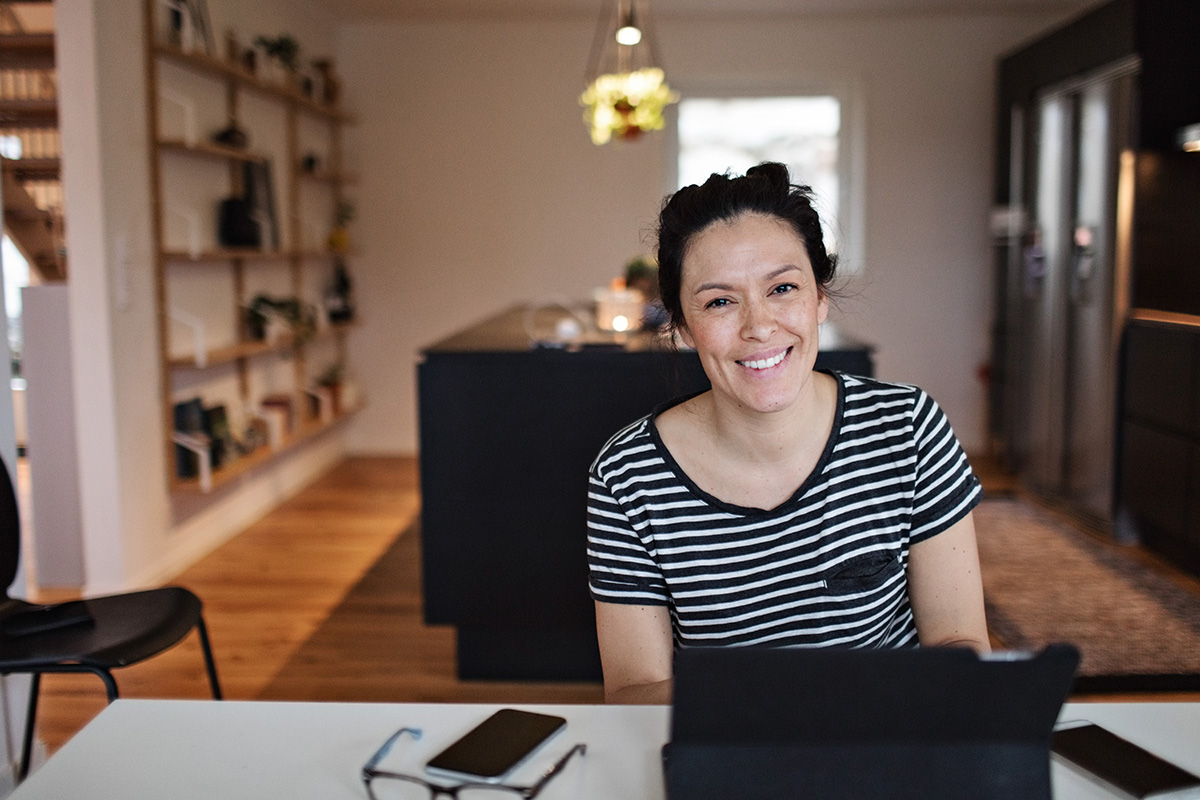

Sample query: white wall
[52,0,1085,591]
[57,0,352,593]
[337,9,1076,456]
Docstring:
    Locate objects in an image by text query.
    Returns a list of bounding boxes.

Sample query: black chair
[0,455,222,780]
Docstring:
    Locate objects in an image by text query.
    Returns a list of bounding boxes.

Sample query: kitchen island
[417,303,874,680]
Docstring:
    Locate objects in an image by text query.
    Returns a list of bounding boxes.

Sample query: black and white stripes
[587,371,981,650]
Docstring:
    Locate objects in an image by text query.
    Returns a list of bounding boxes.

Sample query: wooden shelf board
[297,170,358,185]
[171,402,365,494]
[167,323,357,371]
[167,338,285,369]
[155,42,245,82]
[158,139,266,163]
[295,249,346,260]
[325,320,359,336]
[161,248,296,262]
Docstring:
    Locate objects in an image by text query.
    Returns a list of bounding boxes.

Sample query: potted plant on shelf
[253,34,300,85]
[244,294,317,348]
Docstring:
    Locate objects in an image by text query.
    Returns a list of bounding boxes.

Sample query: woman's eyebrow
[693,264,804,294]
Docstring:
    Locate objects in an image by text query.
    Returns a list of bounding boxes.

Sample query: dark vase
[325,260,355,324]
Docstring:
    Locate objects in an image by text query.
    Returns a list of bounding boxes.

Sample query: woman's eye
[705,297,730,309]
[771,283,798,295]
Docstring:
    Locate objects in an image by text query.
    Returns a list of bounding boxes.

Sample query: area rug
[975,498,1200,693]
[265,503,1200,698]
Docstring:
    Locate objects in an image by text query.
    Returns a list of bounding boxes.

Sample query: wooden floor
[32,456,602,756]
[29,454,1200,757]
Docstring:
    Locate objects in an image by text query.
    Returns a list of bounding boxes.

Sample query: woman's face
[678,212,829,416]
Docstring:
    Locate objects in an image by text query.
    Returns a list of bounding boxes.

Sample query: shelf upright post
[144,0,178,491]
[225,72,251,402]
[286,102,308,420]
[328,112,348,372]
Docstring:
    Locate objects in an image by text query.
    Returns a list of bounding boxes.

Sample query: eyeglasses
[362,727,586,800]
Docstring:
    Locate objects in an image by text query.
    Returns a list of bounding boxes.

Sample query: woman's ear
[677,321,695,349]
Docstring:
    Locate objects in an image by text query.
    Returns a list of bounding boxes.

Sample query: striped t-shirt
[586,371,982,650]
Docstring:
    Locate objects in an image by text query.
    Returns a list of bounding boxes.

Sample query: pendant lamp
[579,0,678,145]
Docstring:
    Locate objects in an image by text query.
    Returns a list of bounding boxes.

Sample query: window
[675,94,852,259]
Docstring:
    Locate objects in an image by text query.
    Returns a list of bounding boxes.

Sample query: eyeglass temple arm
[524,743,587,796]
[364,727,423,774]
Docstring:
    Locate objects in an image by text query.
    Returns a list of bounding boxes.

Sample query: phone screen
[426,709,567,782]
[1053,722,1200,797]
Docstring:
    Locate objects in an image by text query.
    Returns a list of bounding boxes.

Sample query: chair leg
[196,615,223,700]
[93,668,119,703]
[18,673,40,783]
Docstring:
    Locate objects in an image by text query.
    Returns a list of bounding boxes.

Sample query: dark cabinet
[1119,320,1200,573]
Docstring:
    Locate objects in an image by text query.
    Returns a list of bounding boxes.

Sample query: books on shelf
[172,398,208,479]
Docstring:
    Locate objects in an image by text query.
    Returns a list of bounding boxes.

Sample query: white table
[10,699,1200,798]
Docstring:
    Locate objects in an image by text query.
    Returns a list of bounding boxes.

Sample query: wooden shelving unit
[144,0,360,494]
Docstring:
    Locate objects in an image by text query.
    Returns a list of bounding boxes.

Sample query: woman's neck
[702,371,837,465]
[660,371,839,510]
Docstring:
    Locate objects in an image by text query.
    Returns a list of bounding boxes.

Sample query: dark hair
[656,162,837,333]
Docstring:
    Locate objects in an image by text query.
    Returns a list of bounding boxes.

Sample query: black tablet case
[665,644,1080,800]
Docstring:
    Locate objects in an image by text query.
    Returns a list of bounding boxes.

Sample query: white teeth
[741,351,786,370]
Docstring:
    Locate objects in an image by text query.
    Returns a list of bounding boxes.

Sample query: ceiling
[324,0,1105,22]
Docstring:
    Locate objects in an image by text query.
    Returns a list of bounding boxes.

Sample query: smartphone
[426,709,567,783]
[1053,721,1200,799]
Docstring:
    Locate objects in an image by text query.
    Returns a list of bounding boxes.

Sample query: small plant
[245,294,317,346]
[329,200,356,253]
[316,362,343,387]
[254,34,300,72]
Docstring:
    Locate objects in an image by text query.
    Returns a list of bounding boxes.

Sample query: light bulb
[615,25,642,46]
[612,315,630,332]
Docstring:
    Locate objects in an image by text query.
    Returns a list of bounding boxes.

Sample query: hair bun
[745,161,791,189]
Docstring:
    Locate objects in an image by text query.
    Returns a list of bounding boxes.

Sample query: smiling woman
[586,163,990,704]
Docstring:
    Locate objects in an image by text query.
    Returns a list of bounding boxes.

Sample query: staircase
[0,2,63,283]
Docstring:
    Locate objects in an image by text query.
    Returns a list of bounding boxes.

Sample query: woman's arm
[594,600,675,704]
[906,511,991,653]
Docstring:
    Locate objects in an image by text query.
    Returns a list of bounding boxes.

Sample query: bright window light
[0,136,21,160]
[678,96,841,253]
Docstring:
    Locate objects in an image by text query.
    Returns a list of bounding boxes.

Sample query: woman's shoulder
[591,393,702,479]
[834,373,955,443]
[590,413,661,480]
[836,372,930,409]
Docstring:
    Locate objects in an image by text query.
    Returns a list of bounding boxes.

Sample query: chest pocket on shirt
[823,553,901,594]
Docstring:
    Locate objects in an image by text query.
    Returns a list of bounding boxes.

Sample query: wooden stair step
[0,98,57,128]
[0,33,54,70]
[1,156,59,181]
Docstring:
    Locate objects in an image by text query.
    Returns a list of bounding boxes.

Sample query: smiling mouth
[738,347,791,370]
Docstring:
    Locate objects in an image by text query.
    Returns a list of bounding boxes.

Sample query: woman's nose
[740,297,776,340]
